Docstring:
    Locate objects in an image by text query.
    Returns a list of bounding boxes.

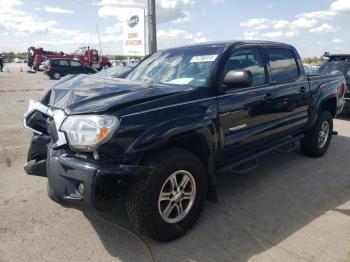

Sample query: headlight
[60,115,119,151]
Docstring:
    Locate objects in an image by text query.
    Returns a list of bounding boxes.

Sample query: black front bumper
[46,148,153,210]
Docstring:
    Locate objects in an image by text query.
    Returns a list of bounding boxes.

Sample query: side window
[59,60,69,66]
[267,48,299,82]
[224,48,266,87]
[70,60,83,67]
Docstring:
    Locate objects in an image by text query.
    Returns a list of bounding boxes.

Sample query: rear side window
[70,60,83,67]
[267,48,299,83]
[59,60,69,66]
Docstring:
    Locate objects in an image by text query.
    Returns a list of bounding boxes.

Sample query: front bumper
[47,148,153,210]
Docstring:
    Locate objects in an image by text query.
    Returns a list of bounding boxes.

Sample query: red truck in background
[27,46,111,71]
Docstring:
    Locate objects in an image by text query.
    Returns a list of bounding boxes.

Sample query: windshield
[318,61,350,79]
[127,46,224,87]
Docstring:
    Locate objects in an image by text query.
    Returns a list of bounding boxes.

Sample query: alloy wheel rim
[318,121,329,148]
[158,170,196,224]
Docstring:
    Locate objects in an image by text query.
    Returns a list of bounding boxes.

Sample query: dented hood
[49,74,193,115]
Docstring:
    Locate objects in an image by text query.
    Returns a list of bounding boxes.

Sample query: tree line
[1,52,28,60]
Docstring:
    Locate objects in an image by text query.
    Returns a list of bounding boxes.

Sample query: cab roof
[162,40,295,51]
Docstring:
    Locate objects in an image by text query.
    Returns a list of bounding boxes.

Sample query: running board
[218,134,304,175]
[230,159,258,175]
[276,142,297,154]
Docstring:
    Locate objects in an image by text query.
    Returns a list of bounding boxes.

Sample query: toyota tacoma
[23,41,347,241]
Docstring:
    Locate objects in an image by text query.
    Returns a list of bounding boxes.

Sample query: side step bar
[218,134,304,175]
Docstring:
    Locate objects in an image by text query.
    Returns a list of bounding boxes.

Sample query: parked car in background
[111,60,127,67]
[95,65,135,78]
[304,64,319,75]
[23,41,346,241]
[28,46,111,71]
[319,54,350,112]
[45,58,97,80]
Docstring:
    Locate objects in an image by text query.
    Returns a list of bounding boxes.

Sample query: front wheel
[301,110,333,157]
[126,148,207,242]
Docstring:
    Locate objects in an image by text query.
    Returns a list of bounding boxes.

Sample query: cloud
[310,23,335,33]
[157,28,207,48]
[330,0,350,13]
[210,0,225,3]
[333,38,344,44]
[0,1,57,35]
[105,23,123,34]
[44,6,74,14]
[291,17,318,29]
[273,20,289,29]
[0,0,119,53]
[97,0,194,24]
[243,31,258,40]
[240,0,350,40]
[296,10,336,20]
[261,31,283,38]
[240,18,269,29]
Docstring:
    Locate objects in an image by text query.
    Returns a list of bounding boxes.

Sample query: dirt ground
[1,63,350,262]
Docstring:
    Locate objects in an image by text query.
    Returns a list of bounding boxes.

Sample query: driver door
[217,46,276,165]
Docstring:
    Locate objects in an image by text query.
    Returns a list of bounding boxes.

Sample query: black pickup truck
[23,41,347,241]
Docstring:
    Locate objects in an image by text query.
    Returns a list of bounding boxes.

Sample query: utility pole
[147,0,157,54]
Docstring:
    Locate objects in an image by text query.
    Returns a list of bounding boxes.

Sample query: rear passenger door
[69,60,86,75]
[58,59,70,76]
[217,46,276,165]
[265,47,310,137]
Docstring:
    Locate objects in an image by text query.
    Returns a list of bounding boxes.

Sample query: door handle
[300,86,306,93]
[264,93,273,101]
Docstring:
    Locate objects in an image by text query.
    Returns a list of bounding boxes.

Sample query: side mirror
[223,70,253,89]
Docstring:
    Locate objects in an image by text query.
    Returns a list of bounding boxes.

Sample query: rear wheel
[126,148,207,242]
[301,110,333,157]
[102,63,111,70]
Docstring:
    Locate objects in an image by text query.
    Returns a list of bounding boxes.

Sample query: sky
[0,0,349,58]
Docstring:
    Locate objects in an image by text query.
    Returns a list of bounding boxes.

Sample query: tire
[52,72,61,80]
[126,148,207,242]
[301,110,333,157]
[102,63,111,70]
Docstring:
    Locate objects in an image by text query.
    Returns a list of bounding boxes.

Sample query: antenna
[95,23,108,76]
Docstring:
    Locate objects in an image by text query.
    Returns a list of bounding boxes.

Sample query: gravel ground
[1,63,350,262]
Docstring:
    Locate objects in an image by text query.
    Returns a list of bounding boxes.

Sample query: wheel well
[321,97,337,117]
[140,133,210,169]
[138,133,218,202]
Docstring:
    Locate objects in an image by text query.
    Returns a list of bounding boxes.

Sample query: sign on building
[123,9,146,56]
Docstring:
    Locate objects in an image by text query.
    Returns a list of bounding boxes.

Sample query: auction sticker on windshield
[190,55,218,63]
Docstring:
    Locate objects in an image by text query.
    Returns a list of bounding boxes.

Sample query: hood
[49,74,193,114]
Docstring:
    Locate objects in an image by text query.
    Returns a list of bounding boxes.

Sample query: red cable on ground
[94,213,155,262]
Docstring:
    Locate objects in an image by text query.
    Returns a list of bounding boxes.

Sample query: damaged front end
[22,100,152,210]
[23,101,53,177]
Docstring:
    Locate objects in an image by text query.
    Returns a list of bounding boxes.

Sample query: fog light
[78,182,85,195]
